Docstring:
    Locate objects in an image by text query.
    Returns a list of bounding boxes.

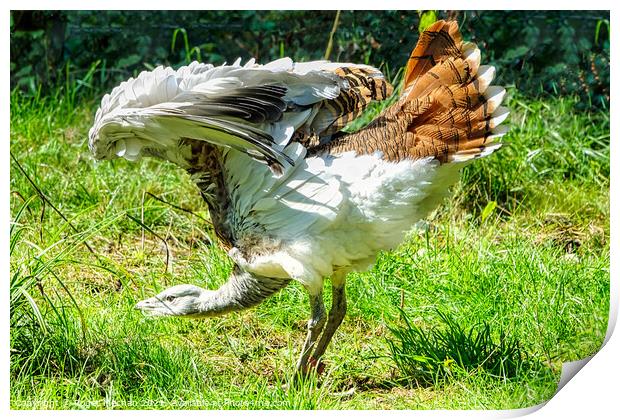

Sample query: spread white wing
[89,57,392,284]
[89,59,385,172]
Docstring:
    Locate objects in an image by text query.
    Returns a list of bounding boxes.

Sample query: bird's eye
[165,296,175,302]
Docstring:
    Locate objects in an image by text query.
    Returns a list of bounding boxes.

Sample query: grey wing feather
[175,85,288,123]
[92,83,295,168]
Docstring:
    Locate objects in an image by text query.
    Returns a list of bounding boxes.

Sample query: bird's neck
[198,268,290,316]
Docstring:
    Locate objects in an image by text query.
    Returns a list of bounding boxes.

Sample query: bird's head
[134,284,214,318]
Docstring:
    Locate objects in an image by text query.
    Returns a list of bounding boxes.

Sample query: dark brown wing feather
[308,66,394,137]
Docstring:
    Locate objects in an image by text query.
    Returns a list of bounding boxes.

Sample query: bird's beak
[134,298,154,311]
[134,297,172,317]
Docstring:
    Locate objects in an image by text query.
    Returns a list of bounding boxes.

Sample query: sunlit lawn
[10,87,609,409]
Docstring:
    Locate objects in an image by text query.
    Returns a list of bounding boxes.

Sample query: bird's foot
[306,356,326,376]
[291,356,326,387]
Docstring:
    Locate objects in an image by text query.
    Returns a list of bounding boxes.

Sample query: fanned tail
[400,20,508,163]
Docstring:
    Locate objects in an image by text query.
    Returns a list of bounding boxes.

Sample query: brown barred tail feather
[403,20,464,97]
[313,20,508,164]
[400,20,508,163]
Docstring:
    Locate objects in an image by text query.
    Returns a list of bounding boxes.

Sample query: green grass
[9,86,609,410]
[387,309,528,387]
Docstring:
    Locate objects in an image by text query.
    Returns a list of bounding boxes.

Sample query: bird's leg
[296,290,326,375]
[311,273,347,362]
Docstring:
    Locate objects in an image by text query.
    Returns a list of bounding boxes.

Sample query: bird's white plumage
[89,51,506,296]
[223,146,462,294]
[93,20,513,376]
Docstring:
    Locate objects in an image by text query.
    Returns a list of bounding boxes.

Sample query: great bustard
[89,20,508,375]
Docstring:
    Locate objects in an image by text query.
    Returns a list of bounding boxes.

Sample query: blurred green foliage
[10,10,609,107]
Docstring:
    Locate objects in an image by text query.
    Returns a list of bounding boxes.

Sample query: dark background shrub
[10,10,610,107]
